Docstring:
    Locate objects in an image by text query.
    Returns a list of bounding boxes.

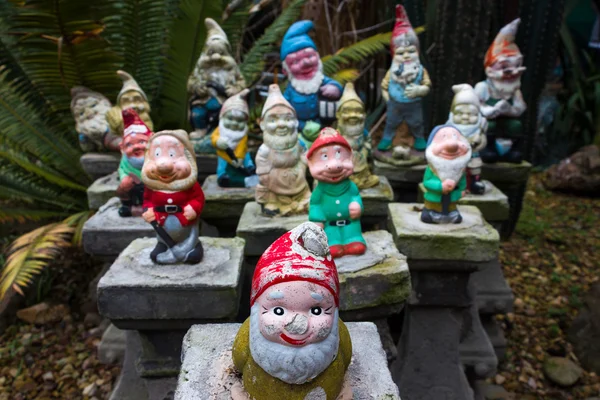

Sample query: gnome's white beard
[447,113,483,139]
[488,76,521,100]
[426,148,471,183]
[338,122,364,150]
[283,61,325,95]
[76,108,111,140]
[391,60,420,84]
[249,305,339,385]
[219,124,247,149]
[263,131,299,151]
[126,156,144,170]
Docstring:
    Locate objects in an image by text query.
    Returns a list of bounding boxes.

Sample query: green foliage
[322,32,392,76]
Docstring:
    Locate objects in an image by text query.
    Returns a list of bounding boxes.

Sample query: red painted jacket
[143,182,205,227]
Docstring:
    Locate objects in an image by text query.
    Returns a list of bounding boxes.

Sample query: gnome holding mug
[421,125,472,224]
[142,130,205,264]
[232,222,352,400]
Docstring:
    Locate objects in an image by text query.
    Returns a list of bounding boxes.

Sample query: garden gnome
[106,70,153,136]
[376,5,431,154]
[232,222,352,400]
[116,109,151,217]
[281,20,342,143]
[475,18,527,163]
[211,89,259,188]
[187,18,246,141]
[336,82,379,189]
[70,86,121,152]
[141,130,205,264]
[307,128,366,258]
[421,125,471,224]
[447,84,488,194]
[255,84,311,216]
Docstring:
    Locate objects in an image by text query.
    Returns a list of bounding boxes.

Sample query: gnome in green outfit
[116,109,151,217]
[307,127,366,258]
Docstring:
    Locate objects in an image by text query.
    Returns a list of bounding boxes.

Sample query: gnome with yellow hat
[336,83,379,189]
[475,19,527,164]
[187,18,246,141]
[106,70,153,137]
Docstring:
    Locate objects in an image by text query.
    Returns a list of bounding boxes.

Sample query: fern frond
[221,0,252,60]
[331,69,360,86]
[63,210,93,246]
[0,208,70,224]
[240,0,307,85]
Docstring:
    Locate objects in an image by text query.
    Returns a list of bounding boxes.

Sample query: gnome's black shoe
[217,174,232,187]
[480,136,499,164]
[150,242,168,263]
[448,210,463,224]
[420,208,437,224]
[260,204,280,217]
[502,149,523,164]
[184,241,204,264]
[118,205,132,217]
[470,177,486,195]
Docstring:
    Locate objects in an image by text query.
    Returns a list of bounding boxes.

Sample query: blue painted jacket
[284,76,342,127]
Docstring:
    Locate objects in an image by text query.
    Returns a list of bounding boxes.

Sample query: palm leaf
[0,208,70,224]
[331,68,360,86]
[63,210,93,246]
[239,0,307,85]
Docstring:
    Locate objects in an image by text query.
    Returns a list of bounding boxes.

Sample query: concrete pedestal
[175,322,401,399]
[388,203,499,400]
[196,154,218,184]
[471,259,514,315]
[81,152,120,180]
[417,180,509,232]
[98,237,245,400]
[201,175,254,234]
[87,172,119,210]
[373,161,426,202]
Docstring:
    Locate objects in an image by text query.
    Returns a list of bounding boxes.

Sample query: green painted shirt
[309,179,363,223]
[422,166,466,203]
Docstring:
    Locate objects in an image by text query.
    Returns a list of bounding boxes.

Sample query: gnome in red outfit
[141,130,205,264]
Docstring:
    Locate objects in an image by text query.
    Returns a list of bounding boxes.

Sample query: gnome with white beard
[210,89,258,188]
[70,86,120,152]
[475,19,527,163]
[255,84,311,216]
[447,84,488,195]
[232,222,352,400]
[421,125,472,224]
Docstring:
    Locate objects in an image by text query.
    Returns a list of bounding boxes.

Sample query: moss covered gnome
[106,70,153,136]
[232,222,352,400]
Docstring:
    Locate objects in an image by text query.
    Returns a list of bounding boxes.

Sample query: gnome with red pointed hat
[375,4,431,157]
[116,109,152,217]
[232,222,352,400]
[475,19,527,163]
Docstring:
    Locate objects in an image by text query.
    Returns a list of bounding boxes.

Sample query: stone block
[373,160,426,184]
[417,181,509,222]
[87,172,119,210]
[481,315,508,362]
[236,202,308,256]
[97,236,245,325]
[388,203,499,263]
[337,231,410,319]
[481,161,532,185]
[175,322,401,400]
[201,175,254,220]
[196,154,217,183]
[459,303,498,379]
[80,152,120,180]
[98,323,126,365]
[471,260,514,315]
[83,198,154,258]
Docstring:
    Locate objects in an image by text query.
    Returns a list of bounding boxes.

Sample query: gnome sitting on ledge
[232,222,352,400]
[421,125,471,224]
[142,130,205,264]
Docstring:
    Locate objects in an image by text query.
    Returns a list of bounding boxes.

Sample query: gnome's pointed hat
[280,20,317,61]
[117,70,147,103]
[70,86,110,110]
[306,127,351,159]
[250,222,340,306]
[484,18,522,69]
[122,108,152,138]
[391,5,418,53]
[261,84,296,118]
[205,18,229,47]
[450,84,480,109]
[337,83,363,110]
[220,89,250,118]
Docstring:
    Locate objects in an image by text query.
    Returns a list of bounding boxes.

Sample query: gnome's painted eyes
[154,148,162,157]
[273,307,285,316]
[310,307,322,316]
[168,148,176,158]
[321,153,328,161]
[335,150,341,160]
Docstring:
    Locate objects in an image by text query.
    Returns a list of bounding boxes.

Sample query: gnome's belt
[155,205,183,214]
[329,219,351,227]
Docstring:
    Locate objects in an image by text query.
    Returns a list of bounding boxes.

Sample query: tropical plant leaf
[0,208,70,224]
[221,0,252,61]
[64,210,93,246]
[331,68,360,86]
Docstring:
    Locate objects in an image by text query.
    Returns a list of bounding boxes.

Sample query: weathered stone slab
[481,161,532,185]
[481,315,508,361]
[471,259,514,314]
[337,231,410,316]
[81,152,120,180]
[459,303,498,379]
[83,198,154,257]
[236,202,308,256]
[175,322,401,400]
[87,172,119,210]
[97,236,245,323]
[373,161,426,184]
[196,154,217,183]
[417,180,509,222]
[98,323,126,365]
[388,203,499,262]
[201,175,254,220]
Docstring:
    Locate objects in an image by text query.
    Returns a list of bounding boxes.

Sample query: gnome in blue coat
[281,20,343,149]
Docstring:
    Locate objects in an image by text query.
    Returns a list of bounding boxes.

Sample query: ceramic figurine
[375,5,431,159]
[446,84,488,195]
[475,19,527,163]
[116,109,151,217]
[280,20,342,148]
[71,86,121,153]
[106,70,154,136]
[255,84,311,216]
[421,125,472,224]
[187,18,246,142]
[336,83,379,189]
[141,130,205,264]
[211,89,259,188]
[307,128,366,258]
[232,222,352,400]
